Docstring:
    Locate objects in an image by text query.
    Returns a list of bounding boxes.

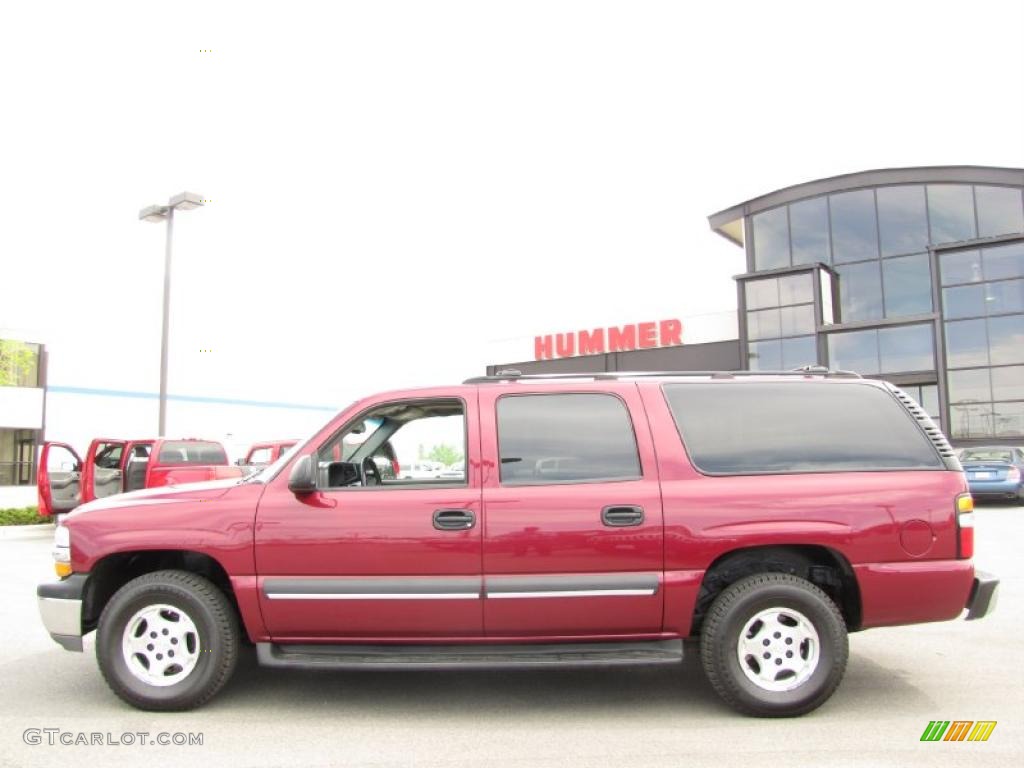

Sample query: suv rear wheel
[700,572,848,717]
[96,570,239,711]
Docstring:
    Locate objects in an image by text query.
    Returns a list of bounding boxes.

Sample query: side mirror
[287,455,317,494]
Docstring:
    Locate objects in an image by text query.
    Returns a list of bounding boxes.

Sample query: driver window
[317,399,466,489]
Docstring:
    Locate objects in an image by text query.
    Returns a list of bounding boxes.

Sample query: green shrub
[0,507,47,525]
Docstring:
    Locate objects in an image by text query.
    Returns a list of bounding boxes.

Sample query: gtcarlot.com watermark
[23,729,203,747]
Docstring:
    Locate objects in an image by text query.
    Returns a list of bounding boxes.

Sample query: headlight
[52,525,71,578]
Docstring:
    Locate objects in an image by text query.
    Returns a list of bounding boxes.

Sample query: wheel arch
[691,544,862,636]
[82,550,237,634]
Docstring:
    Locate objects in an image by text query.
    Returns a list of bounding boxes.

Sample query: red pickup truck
[36,371,998,716]
[38,438,242,517]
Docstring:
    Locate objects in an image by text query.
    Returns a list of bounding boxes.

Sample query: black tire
[96,570,239,711]
[700,573,848,717]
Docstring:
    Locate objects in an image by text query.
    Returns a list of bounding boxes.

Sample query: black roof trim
[464,368,862,384]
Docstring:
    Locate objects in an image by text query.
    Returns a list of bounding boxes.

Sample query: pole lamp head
[138,204,169,223]
[169,191,204,211]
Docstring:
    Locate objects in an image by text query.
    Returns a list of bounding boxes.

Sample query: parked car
[958,445,1024,502]
[37,438,243,517]
[398,462,443,479]
[440,460,465,479]
[36,371,997,716]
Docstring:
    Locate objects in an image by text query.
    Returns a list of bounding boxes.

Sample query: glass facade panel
[878,324,934,373]
[778,273,814,305]
[745,278,779,310]
[753,207,790,270]
[943,284,986,319]
[877,185,928,256]
[830,190,879,263]
[790,197,830,265]
[779,304,815,336]
[939,249,983,286]
[747,340,781,371]
[975,185,1024,238]
[746,308,781,341]
[920,384,940,419]
[982,241,1024,281]
[986,279,1024,315]
[0,428,37,486]
[928,184,977,244]
[827,329,879,375]
[945,319,989,368]
[988,314,1024,366]
[950,404,994,439]
[882,253,932,317]
[835,261,883,322]
[993,402,1024,437]
[947,368,992,404]
[781,336,817,369]
[992,365,1024,401]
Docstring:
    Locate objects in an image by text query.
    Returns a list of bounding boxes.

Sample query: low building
[0,332,46,507]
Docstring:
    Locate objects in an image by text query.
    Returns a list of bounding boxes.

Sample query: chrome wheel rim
[737,607,820,692]
[121,603,201,687]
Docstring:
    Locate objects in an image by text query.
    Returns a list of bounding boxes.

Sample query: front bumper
[965,571,999,621]
[37,574,88,652]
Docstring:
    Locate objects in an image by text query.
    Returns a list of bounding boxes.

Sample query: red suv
[36,371,998,716]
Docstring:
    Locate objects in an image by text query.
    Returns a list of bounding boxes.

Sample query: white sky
[3,0,1023,416]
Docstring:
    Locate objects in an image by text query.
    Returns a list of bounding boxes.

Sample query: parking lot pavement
[1,506,1022,768]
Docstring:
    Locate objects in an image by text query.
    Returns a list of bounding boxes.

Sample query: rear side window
[496,393,641,484]
[157,441,228,465]
[663,382,943,474]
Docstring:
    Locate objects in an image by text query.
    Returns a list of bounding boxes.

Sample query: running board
[256,639,683,670]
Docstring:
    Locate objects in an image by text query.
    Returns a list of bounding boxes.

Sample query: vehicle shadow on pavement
[3,640,932,720]
[207,642,932,718]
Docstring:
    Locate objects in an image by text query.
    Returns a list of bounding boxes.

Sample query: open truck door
[82,439,128,503]
[38,442,82,518]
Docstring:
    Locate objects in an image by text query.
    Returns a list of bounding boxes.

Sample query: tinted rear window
[496,393,641,484]
[663,382,943,474]
[157,441,228,465]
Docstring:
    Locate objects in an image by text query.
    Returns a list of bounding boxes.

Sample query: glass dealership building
[709,166,1024,443]
[488,166,1024,445]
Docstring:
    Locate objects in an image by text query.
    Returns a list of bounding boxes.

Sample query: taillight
[1008,466,1021,483]
[392,459,401,477]
[956,493,974,559]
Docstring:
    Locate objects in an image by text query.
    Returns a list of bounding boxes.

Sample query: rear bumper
[965,571,999,620]
[37,574,88,652]
[855,560,975,629]
[966,479,1021,497]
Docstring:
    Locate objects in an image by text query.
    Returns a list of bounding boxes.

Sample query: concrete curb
[0,523,53,539]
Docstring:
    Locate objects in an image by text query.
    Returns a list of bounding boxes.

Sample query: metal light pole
[138,192,204,436]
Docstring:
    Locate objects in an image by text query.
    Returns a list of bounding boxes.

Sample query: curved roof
[708,165,1024,246]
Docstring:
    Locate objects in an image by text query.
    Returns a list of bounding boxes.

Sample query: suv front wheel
[700,572,848,717]
[96,570,239,711]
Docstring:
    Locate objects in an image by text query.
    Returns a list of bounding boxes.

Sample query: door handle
[433,508,476,531]
[601,505,644,527]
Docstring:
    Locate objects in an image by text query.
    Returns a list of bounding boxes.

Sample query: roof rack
[463,366,862,384]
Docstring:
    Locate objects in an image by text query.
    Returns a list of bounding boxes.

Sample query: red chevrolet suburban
[36,371,998,716]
